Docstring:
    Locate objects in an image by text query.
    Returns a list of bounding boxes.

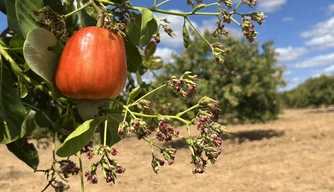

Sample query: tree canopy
[157,30,285,123]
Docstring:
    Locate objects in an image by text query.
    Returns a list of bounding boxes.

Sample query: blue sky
[1,0,334,91]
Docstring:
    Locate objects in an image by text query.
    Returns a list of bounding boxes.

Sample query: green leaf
[126,11,158,47]
[140,18,158,47]
[43,0,64,14]
[110,0,124,3]
[56,118,102,157]
[6,137,39,170]
[137,8,153,34]
[34,111,53,128]
[143,56,163,70]
[18,76,28,98]
[126,12,141,45]
[9,35,24,54]
[81,8,97,27]
[23,28,61,97]
[99,114,123,147]
[77,99,108,120]
[80,0,97,27]
[54,113,71,132]
[0,0,6,14]
[5,0,21,36]
[127,86,141,104]
[182,19,190,48]
[16,0,43,38]
[144,41,156,59]
[0,56,26,144]
[22,111,38,135]
[124,36,142,72]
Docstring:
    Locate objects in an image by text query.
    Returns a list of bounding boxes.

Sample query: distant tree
[282,75,334,108]
[156,30,285,123]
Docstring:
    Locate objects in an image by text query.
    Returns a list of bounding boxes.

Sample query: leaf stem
[143,136,163,149]
[135,71,143,86]
[103,117,108,146]
[89,0,104,27]
[128,84,167,107]
[155,0,170,8]
[77,151,85,192]
[2,47,23,51]
[77,0,85,28]
[131,112,191,125]
[185,17,212,50]
[230,16,241,26]
[176,104,200,117]
[22,102,40,111]
[96,0,220,17]
[123,106,136,119]
[64,2,90,19]
[69,106,85,192]
[233,1,243,13]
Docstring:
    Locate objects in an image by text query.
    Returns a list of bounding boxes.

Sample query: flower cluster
[34,7,66,40]
[186,0,204,8]
[250,12,265,25]
[161,146,177,165]
[52,180,70,192]
[117,119,151,139]
[182,97,227,174]
[243,0,257,7]
[168,71,198,99]
[212,43,229,63]
[156,120,180,142]
[219,0,233,9]
[137,99,151,114]
[84,163,98,184]
[151,146,177,173]
[58,160,80,179]
[131,118,151,139]
[84,146,125,184]
[81,140,94,159]
[109,1,132,24]
[153,33,161,44]
[151,155,165,173]
[163,25,176,38]
[241,18,257,43]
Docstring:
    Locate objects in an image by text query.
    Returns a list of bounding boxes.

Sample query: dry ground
[0,108,333,192]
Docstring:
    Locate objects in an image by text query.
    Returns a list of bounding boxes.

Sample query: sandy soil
[0,108,333,192]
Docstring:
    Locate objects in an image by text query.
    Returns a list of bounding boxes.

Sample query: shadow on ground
[167,129,285,149]
[225,129,284,144]
[304,108,334,114]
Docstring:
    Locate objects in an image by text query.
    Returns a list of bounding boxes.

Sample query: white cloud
[275,46,308,62]
[328,4,334,15]
[284,70,292,76]
[155,47,176,63]
[279,76,303,92]
[291,77,300,83]
[141,72,154,83]
[314,64,334,77]
[257,0,287,13]
[281,17,294,22]
[323,64,334,73]
[301,17,334,49]
[295,53,334,68]
[304,34,334,50]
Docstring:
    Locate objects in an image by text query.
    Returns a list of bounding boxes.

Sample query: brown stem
[89,0,104,27]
